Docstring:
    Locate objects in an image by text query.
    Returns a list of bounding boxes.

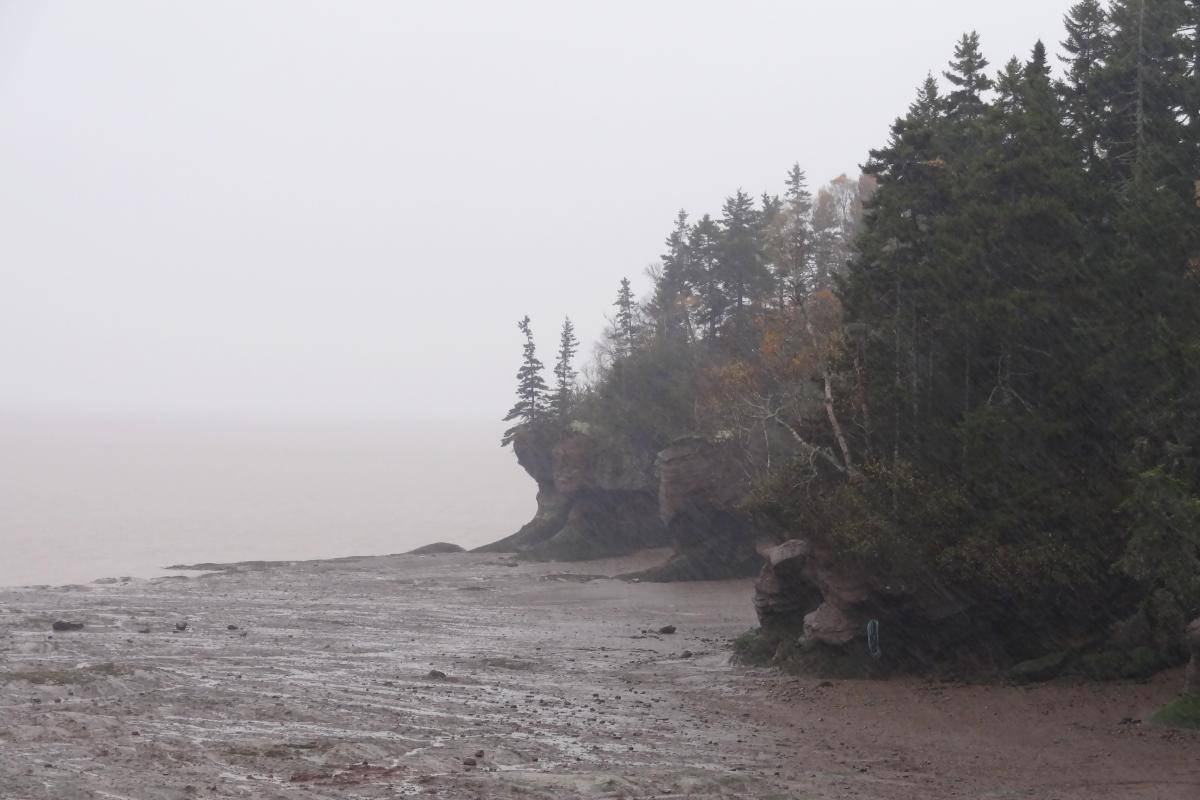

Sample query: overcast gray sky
[0,0,1072,422]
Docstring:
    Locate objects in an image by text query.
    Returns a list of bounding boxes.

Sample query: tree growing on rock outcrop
[502,316,549,447]
[551,316,579,419]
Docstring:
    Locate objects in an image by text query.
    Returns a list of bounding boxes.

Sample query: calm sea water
[0,415,534,587]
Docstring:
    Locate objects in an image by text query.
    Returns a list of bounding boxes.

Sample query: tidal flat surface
[0,552,1196,799]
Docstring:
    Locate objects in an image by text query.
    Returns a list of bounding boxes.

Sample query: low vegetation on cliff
[498,1,1200,675]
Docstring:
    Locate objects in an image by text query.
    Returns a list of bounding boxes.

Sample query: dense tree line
[504,0,1200,662]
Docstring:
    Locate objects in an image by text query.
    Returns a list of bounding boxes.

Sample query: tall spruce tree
[717,189,770,350]
[501,316,549,447]
[1096,1,1200,625]
[551,316,579,418]
[689,214,727,341]
[841,74,952,465]
[769,164,815,304]
[1101,0,1192,186]
[1059,0,1111,167]
[653,210,694,342]
[944,31,994,123]
[610,277,638,359]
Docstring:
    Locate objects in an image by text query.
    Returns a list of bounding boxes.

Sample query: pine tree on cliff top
[501,316,549,447]
[551,316,579,418]
[771,163,813,304]
[652,210,694,343]
[610,277,637,359]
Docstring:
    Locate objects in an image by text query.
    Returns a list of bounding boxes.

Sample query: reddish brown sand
[0,551,1196,799]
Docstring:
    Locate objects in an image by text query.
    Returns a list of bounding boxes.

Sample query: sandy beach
[1,551,1196,799]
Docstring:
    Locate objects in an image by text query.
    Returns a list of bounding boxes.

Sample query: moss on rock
[1151,694,1200,730]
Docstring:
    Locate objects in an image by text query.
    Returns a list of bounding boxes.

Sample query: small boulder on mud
[1009,651,1072,684]
[51,621,84,632]
[407,542,466,555]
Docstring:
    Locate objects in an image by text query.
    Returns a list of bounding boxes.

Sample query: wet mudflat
[0,551,1196,800]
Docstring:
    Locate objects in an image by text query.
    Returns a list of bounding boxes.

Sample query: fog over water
[1,1,1071,585]
[0,415,533,586]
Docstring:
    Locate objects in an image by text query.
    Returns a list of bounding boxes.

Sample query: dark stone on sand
[1009,651,1072,683]
[175,622,189,632]
[51,621,84,632]
[462,757,477,767]
[426,669,448,680]
[680,650,694,659]
[659,625,677,635]
[407,542,467,555]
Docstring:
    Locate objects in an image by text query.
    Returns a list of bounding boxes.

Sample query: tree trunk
[803,310,854,473]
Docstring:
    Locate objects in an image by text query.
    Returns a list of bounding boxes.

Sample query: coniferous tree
[689,214,727,340]
[551,316,579,418]
[610,277,638,359]
[760,192,783,226]
[1101,0,1192,186]
[501,316,549,446]
[653,210,694,342]
[810,188,841,294]
[944,31,994,123]
[1059,0,1111,167]
[769,163,814,304]
[717,189,770,350]
[1188,1,1200,152]
[842,74,951,466]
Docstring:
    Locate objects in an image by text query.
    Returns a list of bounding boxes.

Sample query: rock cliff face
[623,437,765,582]
[482,431,767,579]
[477,428,669,561]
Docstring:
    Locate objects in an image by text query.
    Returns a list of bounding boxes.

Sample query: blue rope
[867,619,882,659]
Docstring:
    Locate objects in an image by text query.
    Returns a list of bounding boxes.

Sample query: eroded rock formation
[484,431,769,578]
[478,428,669,561]
[623,437,765,582]
[753,537,972,672]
